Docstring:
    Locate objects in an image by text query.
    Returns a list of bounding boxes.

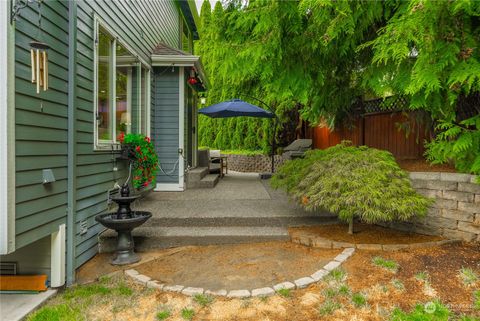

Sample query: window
[94,20,150,148]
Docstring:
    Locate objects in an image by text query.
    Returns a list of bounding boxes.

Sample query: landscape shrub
[272,142,432,233]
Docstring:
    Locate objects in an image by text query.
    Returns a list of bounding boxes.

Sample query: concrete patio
[99,172,337,252]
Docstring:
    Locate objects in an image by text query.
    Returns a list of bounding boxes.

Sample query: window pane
[115,42,135,137]
[97,27,112,141]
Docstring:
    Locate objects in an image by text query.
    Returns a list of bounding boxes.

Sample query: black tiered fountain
[96,157,152,265]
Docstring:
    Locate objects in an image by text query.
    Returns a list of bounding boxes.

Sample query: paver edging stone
[123,247,356,297]
[291,234,461,251]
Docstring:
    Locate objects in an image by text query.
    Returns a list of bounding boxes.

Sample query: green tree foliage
[271,142,432,233]
[197,1,480,175]
[363,1,480,176]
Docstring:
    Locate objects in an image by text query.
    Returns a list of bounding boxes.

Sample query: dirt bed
[135,242,340,291]
[397,159,457,173]
[55,242,480,321]
[290,223,444,245]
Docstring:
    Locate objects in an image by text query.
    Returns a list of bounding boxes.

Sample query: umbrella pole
[271,118,277,173]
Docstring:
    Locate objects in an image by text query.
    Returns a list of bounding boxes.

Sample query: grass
[415,271,430,282]
[323,287,337,299]
[323,284,351,299]
[391,279,405,291]
[181,308,195,320]
[327,268,347,283]
[276,288,291,298]
[63,284,111,300]
[351,292,367,307]
[318,300,342,316]
[391,300,451,321]
[338,284,351,296]
[156,310,171,320]
[193,294,214,307]
[27,304,80,321]
[474,290,480,310]
[27,276,136,321]
[372,256,399,272]
[459,267,478,285]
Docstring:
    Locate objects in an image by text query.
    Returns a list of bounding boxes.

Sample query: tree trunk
[348,218,354,235]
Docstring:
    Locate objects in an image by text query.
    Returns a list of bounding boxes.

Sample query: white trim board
[0,0,15,254]
[154,183,185,192]
[178,67,185,190]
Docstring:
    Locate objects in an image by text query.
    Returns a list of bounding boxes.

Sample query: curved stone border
[124,247,355,298]
[291,234,461,251]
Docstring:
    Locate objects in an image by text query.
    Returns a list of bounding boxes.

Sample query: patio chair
[282,139,312,159]
[209,149,227,177]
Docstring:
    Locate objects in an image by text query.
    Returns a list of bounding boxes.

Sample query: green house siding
[153,67,180,184]
[14,0,69,250]
[73,0,181,268]
[8,0,194,282]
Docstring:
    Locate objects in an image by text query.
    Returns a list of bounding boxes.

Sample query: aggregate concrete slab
[0,289,57,321]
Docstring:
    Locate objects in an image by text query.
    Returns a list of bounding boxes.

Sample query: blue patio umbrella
[198,98,277,174]
[198,99,274,119]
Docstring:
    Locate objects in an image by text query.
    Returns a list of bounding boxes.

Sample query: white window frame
[93,16,151,150]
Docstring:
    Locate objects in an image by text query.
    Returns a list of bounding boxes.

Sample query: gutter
[66,0,77,285]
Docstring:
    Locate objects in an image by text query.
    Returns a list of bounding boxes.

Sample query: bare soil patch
[397,159,457,173]
[135,242,340,291]
[40,243,480,321]
[290,223,444,245]
[343,242,480,315]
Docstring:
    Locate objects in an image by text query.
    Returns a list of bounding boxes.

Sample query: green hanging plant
[118,132,158,189]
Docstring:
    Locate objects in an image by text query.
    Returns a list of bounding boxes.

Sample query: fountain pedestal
[95,185,152,265]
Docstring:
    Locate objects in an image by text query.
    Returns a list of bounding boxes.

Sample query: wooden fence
[312,96,429,160]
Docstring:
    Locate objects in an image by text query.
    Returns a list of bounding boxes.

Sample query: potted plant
[118,132,158,190]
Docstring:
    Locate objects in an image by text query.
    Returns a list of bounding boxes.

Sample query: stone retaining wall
[384,172,480,242]
[224,154,286,173]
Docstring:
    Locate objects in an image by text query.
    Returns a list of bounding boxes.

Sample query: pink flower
[118,132,125,143]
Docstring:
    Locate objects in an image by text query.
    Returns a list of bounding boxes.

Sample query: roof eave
[151,54,200,66]
[177,0,200,40]
[151,54,209,90]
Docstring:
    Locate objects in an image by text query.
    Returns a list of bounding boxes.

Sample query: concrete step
[197,174,219,188]
[186,167,209,188]
[146,216,337,227]
[98,226,290,252]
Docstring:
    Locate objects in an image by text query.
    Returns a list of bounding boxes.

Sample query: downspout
[66,0,77,286]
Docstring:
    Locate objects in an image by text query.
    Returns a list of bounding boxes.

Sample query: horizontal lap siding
[153,67,180,184]
[74,1,180,268]
[14,0,69,250]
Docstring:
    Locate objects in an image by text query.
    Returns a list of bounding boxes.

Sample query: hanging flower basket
[187,76,206,92]
[118,132,158,189]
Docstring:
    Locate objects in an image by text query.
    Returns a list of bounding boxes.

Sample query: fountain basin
[96,211,152,265]
[96,211,151,230]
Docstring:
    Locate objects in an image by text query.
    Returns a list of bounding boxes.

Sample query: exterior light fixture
[200,97,206,105]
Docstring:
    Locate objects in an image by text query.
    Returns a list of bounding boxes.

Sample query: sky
[195,0,219,14]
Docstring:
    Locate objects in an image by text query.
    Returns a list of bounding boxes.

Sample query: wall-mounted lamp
[200,97,206,105]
